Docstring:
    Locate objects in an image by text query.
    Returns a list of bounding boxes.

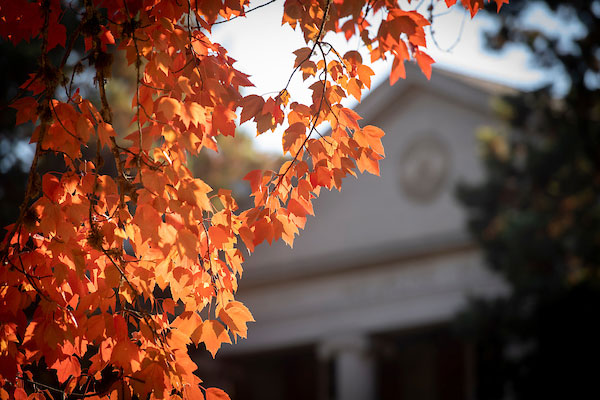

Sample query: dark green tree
[456,1,600,398]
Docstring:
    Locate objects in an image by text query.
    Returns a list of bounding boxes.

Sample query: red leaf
[293,47,313,68]
[239,94,264,124]
[10,97,38,125]
[212,105,237,137]
[47,22,66,50]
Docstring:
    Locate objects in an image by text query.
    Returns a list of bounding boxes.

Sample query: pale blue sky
[211,1,564,153]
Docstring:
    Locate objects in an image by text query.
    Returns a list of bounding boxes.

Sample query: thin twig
[212,0,279,25]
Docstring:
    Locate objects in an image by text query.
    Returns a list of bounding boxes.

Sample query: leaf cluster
[0,0,502,398]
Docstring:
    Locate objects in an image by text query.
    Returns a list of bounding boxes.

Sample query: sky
[210,1,558,153]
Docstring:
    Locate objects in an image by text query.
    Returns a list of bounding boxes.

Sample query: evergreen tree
[456,2,600,398]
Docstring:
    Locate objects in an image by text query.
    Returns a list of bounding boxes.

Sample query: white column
[319,334,376,400]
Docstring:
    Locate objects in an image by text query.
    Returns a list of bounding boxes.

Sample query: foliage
[0,0,503,398]
[456,1,600,398]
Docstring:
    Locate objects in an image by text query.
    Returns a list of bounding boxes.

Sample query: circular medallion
[398,135,450,203]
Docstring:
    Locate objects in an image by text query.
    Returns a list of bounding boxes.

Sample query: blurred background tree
[456,1,600,398]
[0,40,37,231]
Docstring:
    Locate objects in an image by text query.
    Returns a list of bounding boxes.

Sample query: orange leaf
[218,301,254,339]
[97,122,116,149]
[181,102,206,128]
[356,148,384,176]
[51,356,81,384]
[347,78,362,102]
[174,311,203,339]
[363,125,386,156]
[194,320,231,358]
[177,228,199,260]
[415,50,435,80]
[206,387,231,400]
[212,105,237,137]
[208,225,230,249]
[287,198,309,218]
[390,55,406,85]
[10,96,38,125]
[338,107,362,131]
[357,64,374,89]
[156,97,181,121]
[282,122,306,155]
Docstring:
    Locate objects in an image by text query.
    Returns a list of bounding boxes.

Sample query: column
[318,334,376,400]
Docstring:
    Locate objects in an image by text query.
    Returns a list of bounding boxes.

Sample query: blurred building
[197,66,511,400]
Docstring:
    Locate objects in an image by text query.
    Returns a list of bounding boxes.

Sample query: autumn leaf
[283,122,307,155]
[51,356,81,384]
[177,228,200,260]
[208,225,230,249]
[363,125,386,156]
[240,94,265,124]
[193,320,231,358]
[293,47,313,68]
[157,97,181,121]
[206,387,231,400]
[97,122,116,149]
[390,55,406,85]
[218,301,254,339]
[415,50,435,80]
[10,96,38,125]
[338,107,362,131]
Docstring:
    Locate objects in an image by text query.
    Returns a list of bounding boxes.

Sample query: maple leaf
[51,355,81,384]
[192,320,231,358]
[415,50,435,80]
[282,122,307,155]
[240,94,265,124]
[10,96,38,125]
[363,125,386,156]
[177,228,200,261]
[157,97,181,121]
[206,387,231,400]
[97,122,116,149]
[212,105,237,137]
[181,102,206,128]
[218,301,254,339]
[208,225,231,249]
[293,47,313,68]
[390,55,406,85]
[338,107,362,131]
[111,339,142,373]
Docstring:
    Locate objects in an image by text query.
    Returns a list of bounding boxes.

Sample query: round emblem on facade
[398,135,451,203]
